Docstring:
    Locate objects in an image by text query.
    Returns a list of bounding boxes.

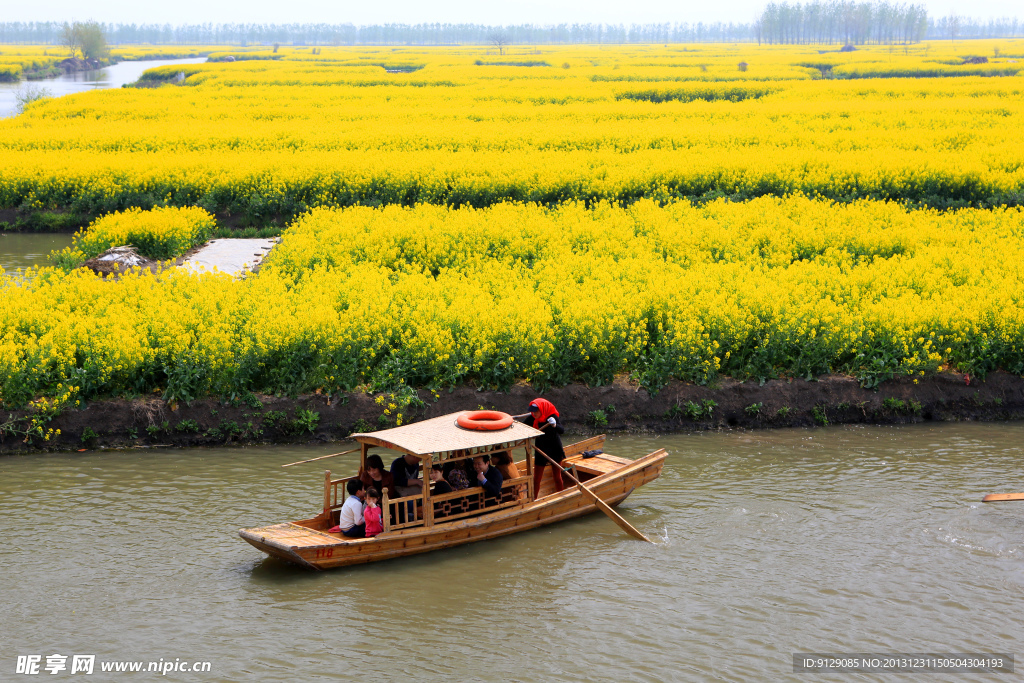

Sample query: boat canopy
[351,411,543,457]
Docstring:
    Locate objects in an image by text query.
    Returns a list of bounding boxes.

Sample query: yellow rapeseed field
[2,197,1023,406]
[1,41,1022,219]
[1,42,1023,406]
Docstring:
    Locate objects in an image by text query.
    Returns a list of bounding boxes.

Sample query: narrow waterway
[1,423,1022,681]
[0,57,206,118]
[0,233,72,274]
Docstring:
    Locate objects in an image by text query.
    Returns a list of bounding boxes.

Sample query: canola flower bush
[1,41,1023,224]
[50,206,216,268]
[2,196,1024,408]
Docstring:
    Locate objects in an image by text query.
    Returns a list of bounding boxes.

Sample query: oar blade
[591,494,654,543]
[534,444,654,543]
[982,492,1024,503]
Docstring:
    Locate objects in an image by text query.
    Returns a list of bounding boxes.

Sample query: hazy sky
[10,0,1020,26]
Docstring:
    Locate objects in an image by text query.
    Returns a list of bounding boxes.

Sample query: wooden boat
[240,411,667,569]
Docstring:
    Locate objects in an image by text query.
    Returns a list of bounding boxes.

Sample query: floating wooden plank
[982,492,1024,502]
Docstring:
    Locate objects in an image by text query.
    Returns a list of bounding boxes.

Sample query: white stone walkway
[180,238,278,276]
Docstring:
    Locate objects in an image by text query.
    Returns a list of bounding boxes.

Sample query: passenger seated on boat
[336,479,366,538]
[359,454,396,501]
[493,451,525,499]
[363,487,383,538]
[473,454,504,506]
[430,465,453,496]
[443,460,472,491]
[390,453,423,523]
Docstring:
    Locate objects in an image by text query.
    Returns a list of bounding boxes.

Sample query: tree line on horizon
[0,12,1020,47]
[755,2,928,44]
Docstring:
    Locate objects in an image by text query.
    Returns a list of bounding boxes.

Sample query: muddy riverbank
[3,370,1023,455]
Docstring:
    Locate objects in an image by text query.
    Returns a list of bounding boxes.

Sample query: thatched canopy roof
[352,411,542,457]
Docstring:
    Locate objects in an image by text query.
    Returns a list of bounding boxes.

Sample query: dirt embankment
[2,371,1023,455]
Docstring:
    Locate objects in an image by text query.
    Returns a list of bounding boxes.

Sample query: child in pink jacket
[363,487,384,537]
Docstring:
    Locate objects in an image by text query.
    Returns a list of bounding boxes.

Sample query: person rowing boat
[517,398,567,498]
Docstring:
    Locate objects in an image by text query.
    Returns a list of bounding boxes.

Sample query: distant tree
[489,32,509,55]
[59,22,81,58]
[58,21,108,60]
[78,21,109,60]
[948,14,961,41]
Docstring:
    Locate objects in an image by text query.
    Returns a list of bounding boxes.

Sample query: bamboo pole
[323,470,332,521]
[282,447,360,468]
[534,446,653,543]
[525,443,535,501]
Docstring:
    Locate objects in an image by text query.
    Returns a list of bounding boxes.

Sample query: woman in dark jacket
[358,454,396,501]
[521,398,566,498]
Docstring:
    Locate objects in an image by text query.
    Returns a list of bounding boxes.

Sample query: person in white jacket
[337,479,366,538]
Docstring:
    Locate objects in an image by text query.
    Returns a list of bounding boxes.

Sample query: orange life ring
[456,410,514,431]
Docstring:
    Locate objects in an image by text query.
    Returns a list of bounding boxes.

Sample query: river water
[0,233,73,274]
[0,58,207,118]
[1,424,1022,680]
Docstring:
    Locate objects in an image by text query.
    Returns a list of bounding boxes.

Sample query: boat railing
[430,474,529,524]
[323,471,358,523]
[381,490,425,532]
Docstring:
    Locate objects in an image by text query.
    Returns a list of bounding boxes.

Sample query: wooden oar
[982,492,1024,503]
[282,447,359,468]
[534,446,653,543]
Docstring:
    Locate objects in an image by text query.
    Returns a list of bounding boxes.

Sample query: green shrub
[72,206,216,261]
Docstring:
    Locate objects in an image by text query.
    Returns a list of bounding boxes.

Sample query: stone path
[180,238,278,276]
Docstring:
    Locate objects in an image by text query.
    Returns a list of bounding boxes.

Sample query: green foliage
[262,410,287,427]
[617,84,777,103]
[588,409,609,427]
[776,405,791,418]
[811,405,829,425]
[882,397,923,414]
[0,65,20,82]
[48,247,88,270]
[475,60,550,67]
[669,398,718,420]
[290,408,320,434]
[14,84,52,115]
[175,419,200,433]
[882,397,907,411]
[745,402,763,416]
[219,420,243,438]
[72,207,216,262]
[694,399,717,419]
[352,418,371,433]
[80,426,98,443]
